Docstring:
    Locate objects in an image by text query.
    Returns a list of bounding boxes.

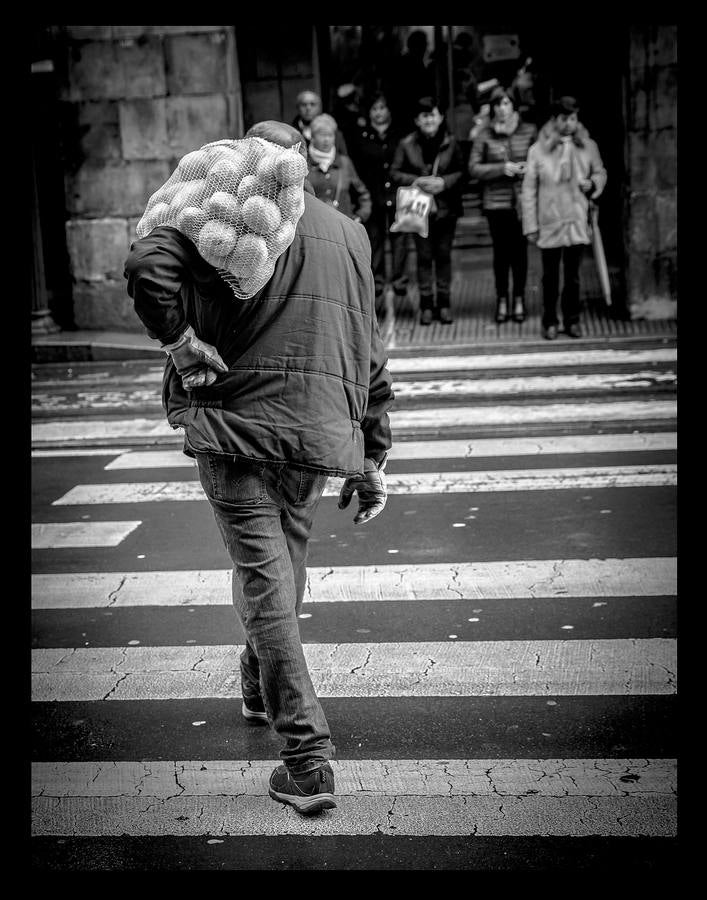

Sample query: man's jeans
[196,453,333,774]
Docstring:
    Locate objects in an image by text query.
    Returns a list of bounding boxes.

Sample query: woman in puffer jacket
[469,86,537,324]
[521,96,607,340]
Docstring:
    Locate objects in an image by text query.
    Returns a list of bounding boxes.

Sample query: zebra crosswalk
[31,338,677,869]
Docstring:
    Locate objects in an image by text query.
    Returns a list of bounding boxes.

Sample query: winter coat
[468,116,537,212]
[124,184,393,477]
[307,153,372,223]
[390,129,465,220]
[521,121,607,248]
[352,123,406,213]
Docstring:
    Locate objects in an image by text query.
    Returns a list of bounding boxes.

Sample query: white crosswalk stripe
[32,639,676,701]
[51,464,676,507]
[31,341,678,853]
[32,558,676,609]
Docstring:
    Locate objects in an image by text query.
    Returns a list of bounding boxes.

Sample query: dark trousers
[413,215,458,309]
[196,454,333,775]
[365,206,409,310]
[541,244,584,329]
[485,209,528,300]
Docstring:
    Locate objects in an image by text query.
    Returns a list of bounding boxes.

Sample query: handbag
[389,153,442,239]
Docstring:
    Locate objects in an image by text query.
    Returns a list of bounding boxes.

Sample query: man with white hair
[292,89,348,154]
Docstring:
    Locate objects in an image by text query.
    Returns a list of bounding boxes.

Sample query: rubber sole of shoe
[268,787,337,814]
[241,701,268,723]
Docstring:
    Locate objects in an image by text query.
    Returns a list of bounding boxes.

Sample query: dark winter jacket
[307,153,372,223]
[468,116,537,212]
[352,123,406,212]
[390,128,465,219]
[124,185,393,477]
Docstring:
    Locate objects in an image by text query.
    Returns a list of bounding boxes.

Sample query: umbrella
[590,203,612,307]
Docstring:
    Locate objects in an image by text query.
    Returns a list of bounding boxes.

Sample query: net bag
[136,137,307,299]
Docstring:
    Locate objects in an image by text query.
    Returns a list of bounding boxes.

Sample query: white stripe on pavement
[31,558,677,609]
[394,372,676,399]
[31,521,142,549]
[31,639,676,700]
[31,401,678,445]
[32,758,676,798]
[33,448,127,458]
[101,432,678,469]
[51,464,677,506]
[387,348,677,373]
[31,348,677,389]
[31,794,676,837]
[32,371,677,413]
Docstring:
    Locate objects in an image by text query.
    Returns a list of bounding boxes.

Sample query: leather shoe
[543,325,558,340]
[566,323,583,338]
[438,307,453,324]
[495,298,509,323]
[512,297,526,322]
[420,308,433,326]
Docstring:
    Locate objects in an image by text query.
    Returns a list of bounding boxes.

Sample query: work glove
[162,325,228,390]
[338,456,387,524]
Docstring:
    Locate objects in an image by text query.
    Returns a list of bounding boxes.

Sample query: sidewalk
[32,246,676,363]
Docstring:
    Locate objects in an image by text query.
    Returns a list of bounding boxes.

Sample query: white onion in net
[136,136,307,298]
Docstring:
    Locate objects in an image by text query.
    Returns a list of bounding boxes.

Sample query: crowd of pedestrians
[291,47,606,339]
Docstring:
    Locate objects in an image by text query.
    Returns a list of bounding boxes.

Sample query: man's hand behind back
[338,457,387,524]
[162,325,228,390]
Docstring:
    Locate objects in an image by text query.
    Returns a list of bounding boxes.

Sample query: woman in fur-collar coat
[521,95,607,340]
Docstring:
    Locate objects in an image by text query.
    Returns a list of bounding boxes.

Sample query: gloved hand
[162,325,228,390]
[338,456,387,524]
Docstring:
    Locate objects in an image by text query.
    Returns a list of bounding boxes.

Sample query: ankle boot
[512,297,526,322]
[495,297,509,323]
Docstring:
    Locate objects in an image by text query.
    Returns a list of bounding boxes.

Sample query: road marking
[31,401,678,446]
[33,448,127,458]
[393,372,676,399]
[32,371,677,413]
[31,638,676,700]
[31,794,676,837]
[31,521,142,549]
[51,464,677,506]
[32,758,676,798]
[100,433,678,469]
[386,348,677,373]
[31,558,677,609]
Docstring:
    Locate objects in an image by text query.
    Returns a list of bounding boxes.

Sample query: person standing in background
[292,90,348,155]
[307,114,372,225]
[353,92,409,319]
[469,86,537,324]
[521,95,607,339]
[391,96,464,325]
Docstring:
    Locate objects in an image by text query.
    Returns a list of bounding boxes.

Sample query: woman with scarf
[521,96,607,340]
[390,96,464,325]
[469,86,537,324]
[306,114,372,225]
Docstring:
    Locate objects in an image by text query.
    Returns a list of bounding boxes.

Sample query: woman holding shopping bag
[390,97,464,325]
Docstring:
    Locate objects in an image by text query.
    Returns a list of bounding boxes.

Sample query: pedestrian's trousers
[541,244,584,328]
[412,215,458,308]
[485,208,528,300]
[365,205,409,308]
[196,454,333,774]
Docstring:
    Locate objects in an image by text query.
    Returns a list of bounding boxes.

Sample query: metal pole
[31,147,59,335]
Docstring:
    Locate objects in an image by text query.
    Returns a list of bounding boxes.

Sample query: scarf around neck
[309,144,336,172]
[557,135,575,182]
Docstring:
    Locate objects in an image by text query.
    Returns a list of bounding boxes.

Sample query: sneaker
[566,323,582,338]
[438,307,453,324]
[268,762,336,815]
[543,325,558,340]
[241,694,269,724]
[420,308,433,326]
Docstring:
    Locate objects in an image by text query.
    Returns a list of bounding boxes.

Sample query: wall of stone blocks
[58,25,243,331]
[624,25,677,319]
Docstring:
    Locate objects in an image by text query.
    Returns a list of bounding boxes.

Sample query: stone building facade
[32,24,677,331]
